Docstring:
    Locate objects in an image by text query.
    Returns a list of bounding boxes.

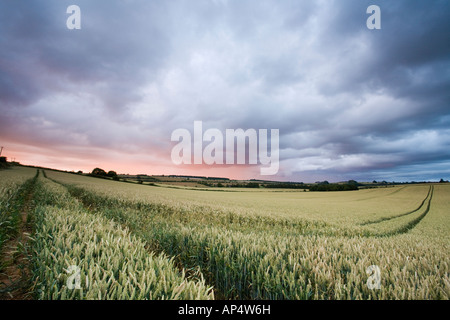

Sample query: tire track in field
[360,185,432,226]
[382,185,434,236]
[363,185,434,238]
[0,170,38,300]
[355,186,407,201]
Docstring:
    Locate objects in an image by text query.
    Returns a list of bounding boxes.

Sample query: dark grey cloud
[0,0,449,181]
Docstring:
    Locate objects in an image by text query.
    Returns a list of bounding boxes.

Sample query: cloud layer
[1,0,449,181]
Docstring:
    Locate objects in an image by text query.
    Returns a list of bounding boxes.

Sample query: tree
[91,168,107,176]
[107,170,118,178]
[246,182,260,188]
[309,183,358,192]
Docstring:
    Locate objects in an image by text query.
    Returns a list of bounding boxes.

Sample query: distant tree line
[308,183,358,192]
[307,180,358,192]
[85,168,449,189]
[169,175,230,181]
[89,168,119,180]
[263,182,306,189]
[199,180,359,191]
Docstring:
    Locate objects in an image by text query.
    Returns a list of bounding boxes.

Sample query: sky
[0,0,449,182]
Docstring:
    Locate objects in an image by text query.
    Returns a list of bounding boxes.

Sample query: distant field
[44,170,433,225]
[1,166,448,300]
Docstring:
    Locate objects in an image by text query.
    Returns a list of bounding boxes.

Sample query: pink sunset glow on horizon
[1,141,269,181]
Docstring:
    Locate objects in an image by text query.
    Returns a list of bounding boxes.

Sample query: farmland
[0,166,449,300]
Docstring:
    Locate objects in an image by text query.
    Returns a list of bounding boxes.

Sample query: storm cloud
[0,0,449,181]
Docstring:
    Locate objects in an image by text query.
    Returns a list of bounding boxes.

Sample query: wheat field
[0,166,448,299]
